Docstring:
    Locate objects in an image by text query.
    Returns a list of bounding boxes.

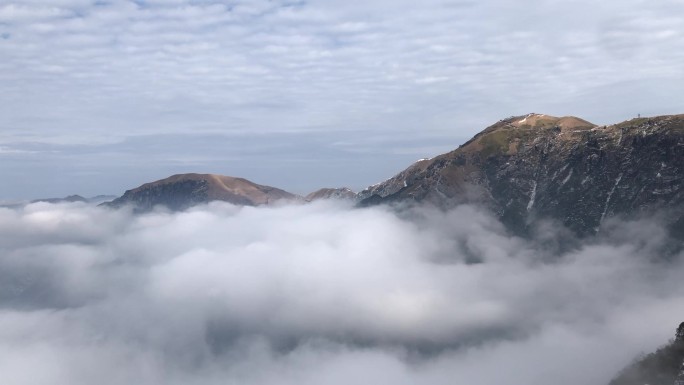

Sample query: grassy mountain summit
[104,173,300,211]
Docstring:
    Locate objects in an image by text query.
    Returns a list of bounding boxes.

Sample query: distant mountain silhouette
[305,187,356,202]
[31,195,88,204]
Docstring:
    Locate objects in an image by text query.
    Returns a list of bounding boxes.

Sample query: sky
[1,200,683,385]
[1,0,684,199]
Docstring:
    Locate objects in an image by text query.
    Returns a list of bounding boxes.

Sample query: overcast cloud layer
[1,0,684,198]
[1,201,683,384]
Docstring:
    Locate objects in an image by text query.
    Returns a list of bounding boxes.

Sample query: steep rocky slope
[359,113,684,237]
[104,173,300,211]
[609,322,684,385]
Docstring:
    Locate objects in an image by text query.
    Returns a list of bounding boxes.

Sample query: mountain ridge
[98,113,683,238]
[358,113,683,237]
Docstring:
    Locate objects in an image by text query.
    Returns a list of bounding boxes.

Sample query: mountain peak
[505,113,596,130]
[359,113,683,238]
[104,173,300,211]
[305,187,356,202]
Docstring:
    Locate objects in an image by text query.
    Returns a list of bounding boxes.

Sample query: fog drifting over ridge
[0,201,682,385]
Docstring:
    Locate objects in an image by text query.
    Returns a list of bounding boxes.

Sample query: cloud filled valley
[0,201,683,385]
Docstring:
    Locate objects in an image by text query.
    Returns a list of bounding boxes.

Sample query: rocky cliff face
[104,173,300,211]
[359,113,684,237]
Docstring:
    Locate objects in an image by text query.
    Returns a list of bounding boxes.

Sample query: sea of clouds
[0,200,682,385]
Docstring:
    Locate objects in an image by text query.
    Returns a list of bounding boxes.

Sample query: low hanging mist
[0,201,682,385]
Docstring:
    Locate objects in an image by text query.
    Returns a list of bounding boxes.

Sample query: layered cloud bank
[0,201,682,384]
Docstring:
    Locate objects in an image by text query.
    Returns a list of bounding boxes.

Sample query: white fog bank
[0,201,682,385]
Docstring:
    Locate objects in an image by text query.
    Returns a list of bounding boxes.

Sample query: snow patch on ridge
[527,181,537,212]
[599,173,623,228]
[561,169,573,186]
